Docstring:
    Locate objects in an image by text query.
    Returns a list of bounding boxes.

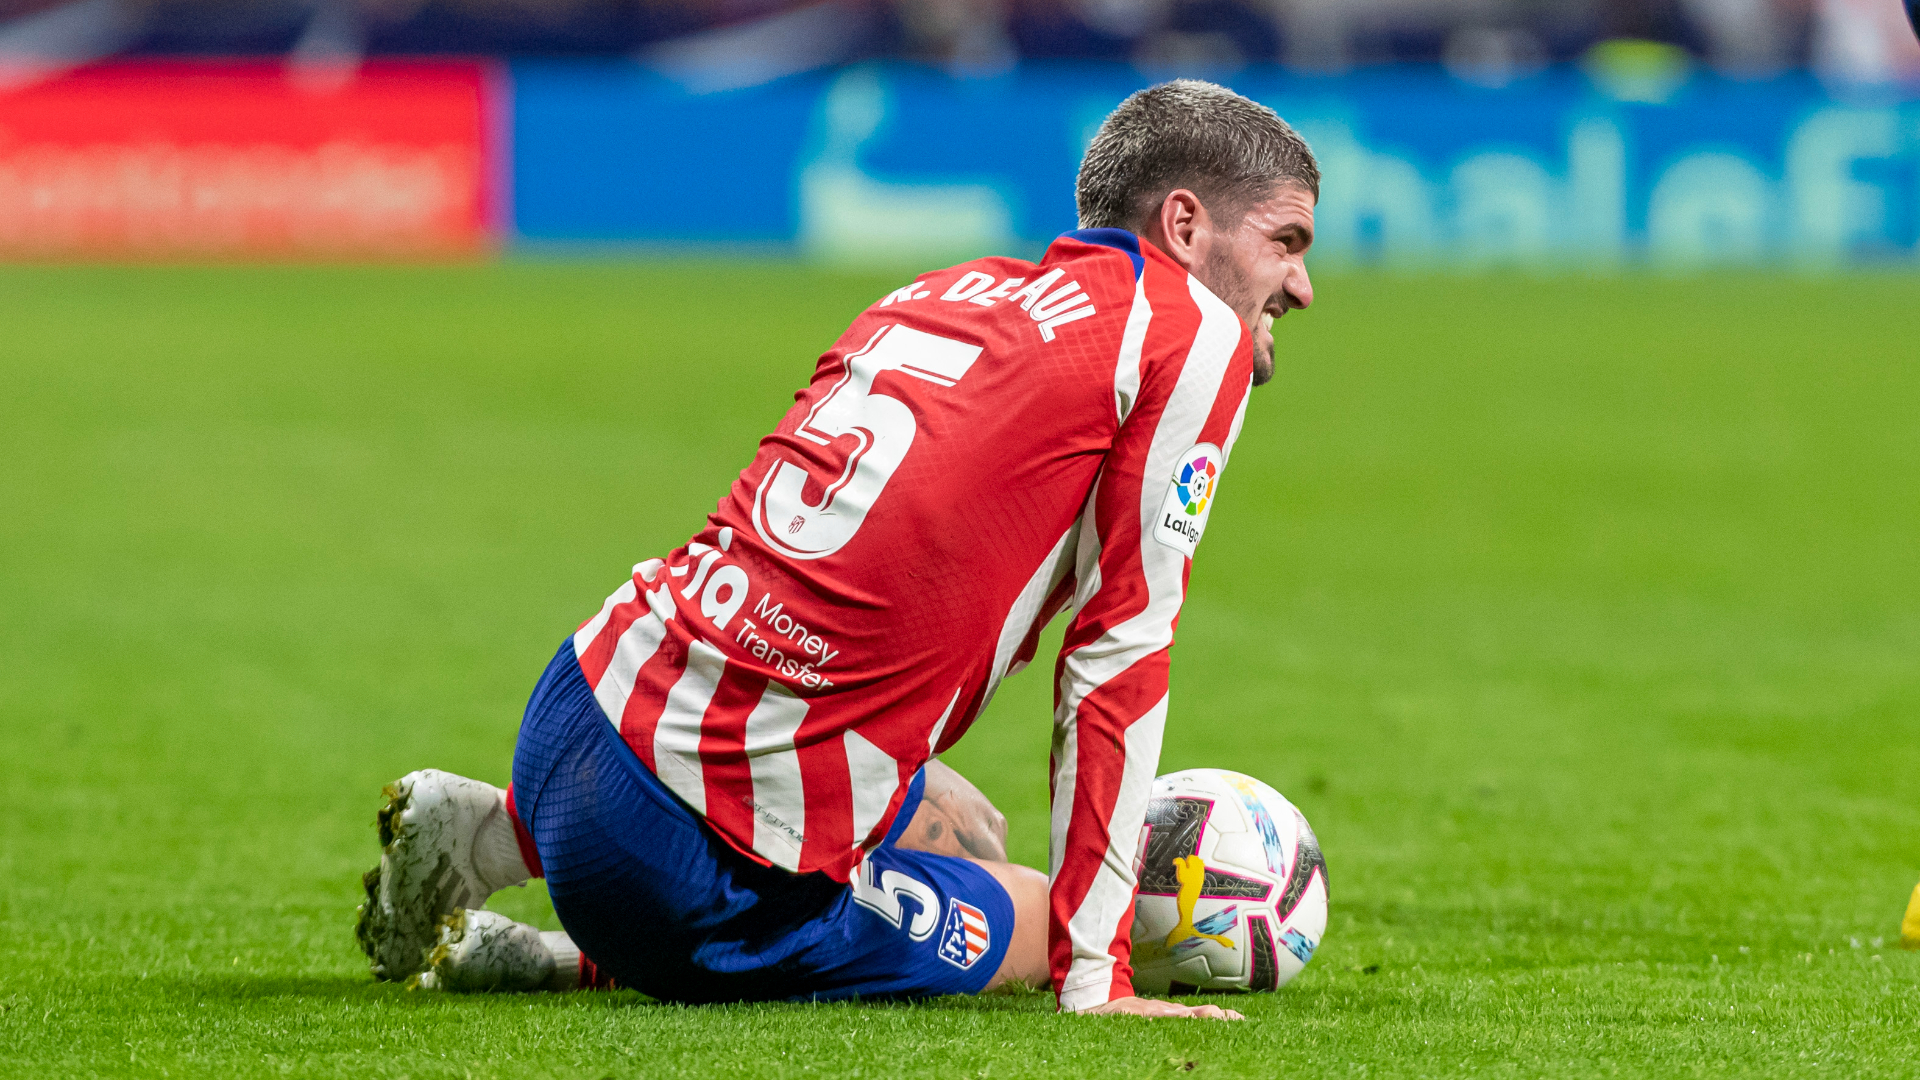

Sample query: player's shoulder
[1117,238,1252,408]
[1041,228,1150,294]
[1126,233,1227,328]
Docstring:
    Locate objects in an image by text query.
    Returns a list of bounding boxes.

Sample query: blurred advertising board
[0,61,499,257]
[511,62,1920,268]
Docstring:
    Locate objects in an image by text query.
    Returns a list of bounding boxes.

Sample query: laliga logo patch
[1177,455,1217,515]
[1153,443,1223,557]
[936,898,991,970]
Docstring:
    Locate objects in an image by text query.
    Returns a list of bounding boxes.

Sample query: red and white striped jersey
[569,229,1254,1010]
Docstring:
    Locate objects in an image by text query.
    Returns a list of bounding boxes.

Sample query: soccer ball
[1129,768,1328,994]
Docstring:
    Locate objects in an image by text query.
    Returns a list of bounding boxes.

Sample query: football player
[356,78,1316,1020]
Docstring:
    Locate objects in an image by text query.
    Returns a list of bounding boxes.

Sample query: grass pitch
[1,261,1916,1078]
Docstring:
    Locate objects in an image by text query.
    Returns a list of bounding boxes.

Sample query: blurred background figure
[1810,0,1920,83]
[1,0,1913,77]
[0,0,1914,262]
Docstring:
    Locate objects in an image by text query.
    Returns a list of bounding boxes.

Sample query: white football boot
[415,909,582,992]
[354,769,532,981]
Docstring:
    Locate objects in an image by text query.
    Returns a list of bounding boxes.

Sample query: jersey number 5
[753,324,982,560]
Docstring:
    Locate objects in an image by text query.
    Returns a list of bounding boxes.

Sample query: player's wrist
[1056,979,1130,1013]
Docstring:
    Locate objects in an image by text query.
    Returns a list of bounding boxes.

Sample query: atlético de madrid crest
[936,898,991,969]
[1152,443,1223,557]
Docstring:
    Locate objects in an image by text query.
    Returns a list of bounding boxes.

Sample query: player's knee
[1003,861,1045,903]
[990,862,1049,938]
[972,859,1049,989]
[971,860,1045,919]
[987,805,1009,845]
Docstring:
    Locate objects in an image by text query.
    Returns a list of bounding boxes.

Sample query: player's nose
[1284,263,1314,311]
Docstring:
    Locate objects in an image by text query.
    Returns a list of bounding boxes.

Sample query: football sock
[537,931,578,991]
[472,786,535,894]
[538,931,614,991]
[502,784,545,880]
[579,953,616,990]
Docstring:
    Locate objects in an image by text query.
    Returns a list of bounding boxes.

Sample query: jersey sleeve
[1046,273,1253,1012]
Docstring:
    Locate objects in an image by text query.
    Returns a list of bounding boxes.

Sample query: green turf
[1,261,1917,1078]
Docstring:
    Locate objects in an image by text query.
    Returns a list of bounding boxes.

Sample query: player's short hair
[1075,79,1319,232]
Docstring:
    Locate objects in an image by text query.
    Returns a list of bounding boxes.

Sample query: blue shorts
[510,640,1014,1004]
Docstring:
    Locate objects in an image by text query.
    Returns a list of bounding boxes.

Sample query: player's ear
[1149,189,1206,271]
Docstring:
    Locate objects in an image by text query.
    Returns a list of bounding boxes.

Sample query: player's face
[1205,185,1315,387]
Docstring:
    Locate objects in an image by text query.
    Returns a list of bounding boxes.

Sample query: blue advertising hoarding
[510,60,1920,267]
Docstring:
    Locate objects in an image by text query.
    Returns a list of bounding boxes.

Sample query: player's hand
[1080,996,1244,1020]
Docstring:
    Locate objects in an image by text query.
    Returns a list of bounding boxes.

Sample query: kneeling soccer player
[355,78,1317,1019]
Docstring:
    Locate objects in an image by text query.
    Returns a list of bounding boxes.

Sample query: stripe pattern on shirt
[1049,269,1252,1013]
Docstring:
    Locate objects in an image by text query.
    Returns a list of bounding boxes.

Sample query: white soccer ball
[1129,768,1328,994]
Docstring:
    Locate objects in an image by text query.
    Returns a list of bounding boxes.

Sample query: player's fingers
[1186,1003,1242,1020]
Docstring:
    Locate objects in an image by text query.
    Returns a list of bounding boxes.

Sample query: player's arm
[1048,283,1253,1019]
